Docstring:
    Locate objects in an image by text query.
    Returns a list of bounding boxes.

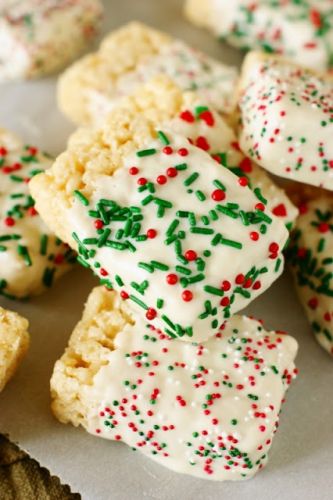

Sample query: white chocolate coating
[239,54,333,190]
[85,312,298,480]
[87,40,238,126]
[68,130,288,342]
[0,129,75,298]
[289,197,333,356]
[0,0,103,81]
[186,0,333,71]
[165,102,298,229]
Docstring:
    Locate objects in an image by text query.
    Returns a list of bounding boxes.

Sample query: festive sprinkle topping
[202,1,333,71]
[90,38,239,124]
[86,311,298,481]
[288,197,333,356]
[0,131,75,298]
[239,55,333,190]
[0,0,103,81]
[167,99,298,229]
[70,131,288,342]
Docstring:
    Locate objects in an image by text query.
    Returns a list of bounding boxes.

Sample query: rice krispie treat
[288,196,333,356]
[30,84,289,342]
[0,307,29,392]
[57,21,238,126]
[185,0,333,72]
[0,128,75,299]
[0,0,103,82]
[51,286,298,481]
[238,52,333,191]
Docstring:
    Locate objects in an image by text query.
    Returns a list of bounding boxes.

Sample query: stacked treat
[2,0,333,483]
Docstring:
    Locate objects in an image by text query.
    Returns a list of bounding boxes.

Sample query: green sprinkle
[42,268,55,287]
[141,195,154,206]
[137,148,156,157]
[187,273,205,284]
[105,240,127,251]
[162,314,176,331]
[213,179,226,191]
[253,188,267,205]
[175,265,192,276]
[17,245,32,266]
[157,130,170,145]
[166,219,179,237]
[195,190,206,201]
[138,262,154,273]
[211,233,222,246]
[220,237,243,249]
[190,227,214,235]
[98,228,111,248]
[175,163,187,171]
[129,295,148,310]
[151,261,169,271]
[203,285,224,296]
[115,275,124,286]
[73,190,89,206]
[157,298,164,309]
[184,172,199,186]
[40,234,48,256]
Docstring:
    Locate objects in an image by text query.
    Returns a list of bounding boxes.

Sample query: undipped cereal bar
[0,307,29,392]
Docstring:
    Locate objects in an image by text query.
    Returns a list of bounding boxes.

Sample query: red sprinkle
[166,167,177,178]
[146,229,157,239]
[157,175,167,185]
[211,189,226,202]
[185,250,197,261]
[182,290,193,302]
[129,166,139,175]
[166,274,178,285]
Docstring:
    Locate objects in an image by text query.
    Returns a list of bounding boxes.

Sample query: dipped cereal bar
[51,287,298,481]
[30,83,289,342]
[0,128,75,299]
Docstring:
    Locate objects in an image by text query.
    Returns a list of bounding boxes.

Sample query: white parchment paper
[0,1,332,499]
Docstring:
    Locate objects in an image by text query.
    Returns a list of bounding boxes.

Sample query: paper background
[0,1,332,499]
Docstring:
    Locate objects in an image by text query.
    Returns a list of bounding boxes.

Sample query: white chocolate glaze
[0,0,103,81]
[68,130,288,342]
[239,56,333,190]
[289,197,333,356]
[0,129,75,298]
[87,40,238,125]
[85,313,298,480]
[208,0,333,71]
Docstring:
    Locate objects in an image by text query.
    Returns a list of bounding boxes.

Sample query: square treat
[238,52,333,191]
[57,21,238,126]
[185,0,333,72]
[51,287,298,481]
[30,86,288,342]
[0,0,103,81]
[0,128,75,299]
[0,307,29,392]
[288,196,333,356]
